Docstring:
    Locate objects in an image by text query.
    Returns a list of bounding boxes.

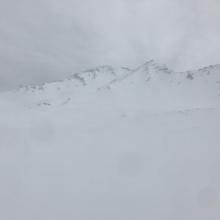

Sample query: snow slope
[0,60,220,220]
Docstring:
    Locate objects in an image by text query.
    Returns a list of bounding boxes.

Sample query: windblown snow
[0,60,220,220]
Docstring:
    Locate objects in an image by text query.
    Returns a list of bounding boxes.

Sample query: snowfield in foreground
[0,60,220,220]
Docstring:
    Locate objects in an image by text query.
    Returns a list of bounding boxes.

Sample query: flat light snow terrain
[0,60,220,220]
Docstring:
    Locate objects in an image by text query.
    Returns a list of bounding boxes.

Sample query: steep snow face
[0,61,220,220]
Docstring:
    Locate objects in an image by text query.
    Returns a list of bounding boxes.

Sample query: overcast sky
[0,0,220,90]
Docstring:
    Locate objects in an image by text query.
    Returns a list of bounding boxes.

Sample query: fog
[0,15,220,219]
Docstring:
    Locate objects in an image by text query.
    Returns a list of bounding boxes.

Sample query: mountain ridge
[0,60,220,110]
[9,60,220,93]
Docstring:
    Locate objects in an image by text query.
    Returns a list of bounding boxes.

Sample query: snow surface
[0,60,220,220]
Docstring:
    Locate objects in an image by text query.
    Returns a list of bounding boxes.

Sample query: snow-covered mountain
[1,60,220,110]
[0,60,220,220]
